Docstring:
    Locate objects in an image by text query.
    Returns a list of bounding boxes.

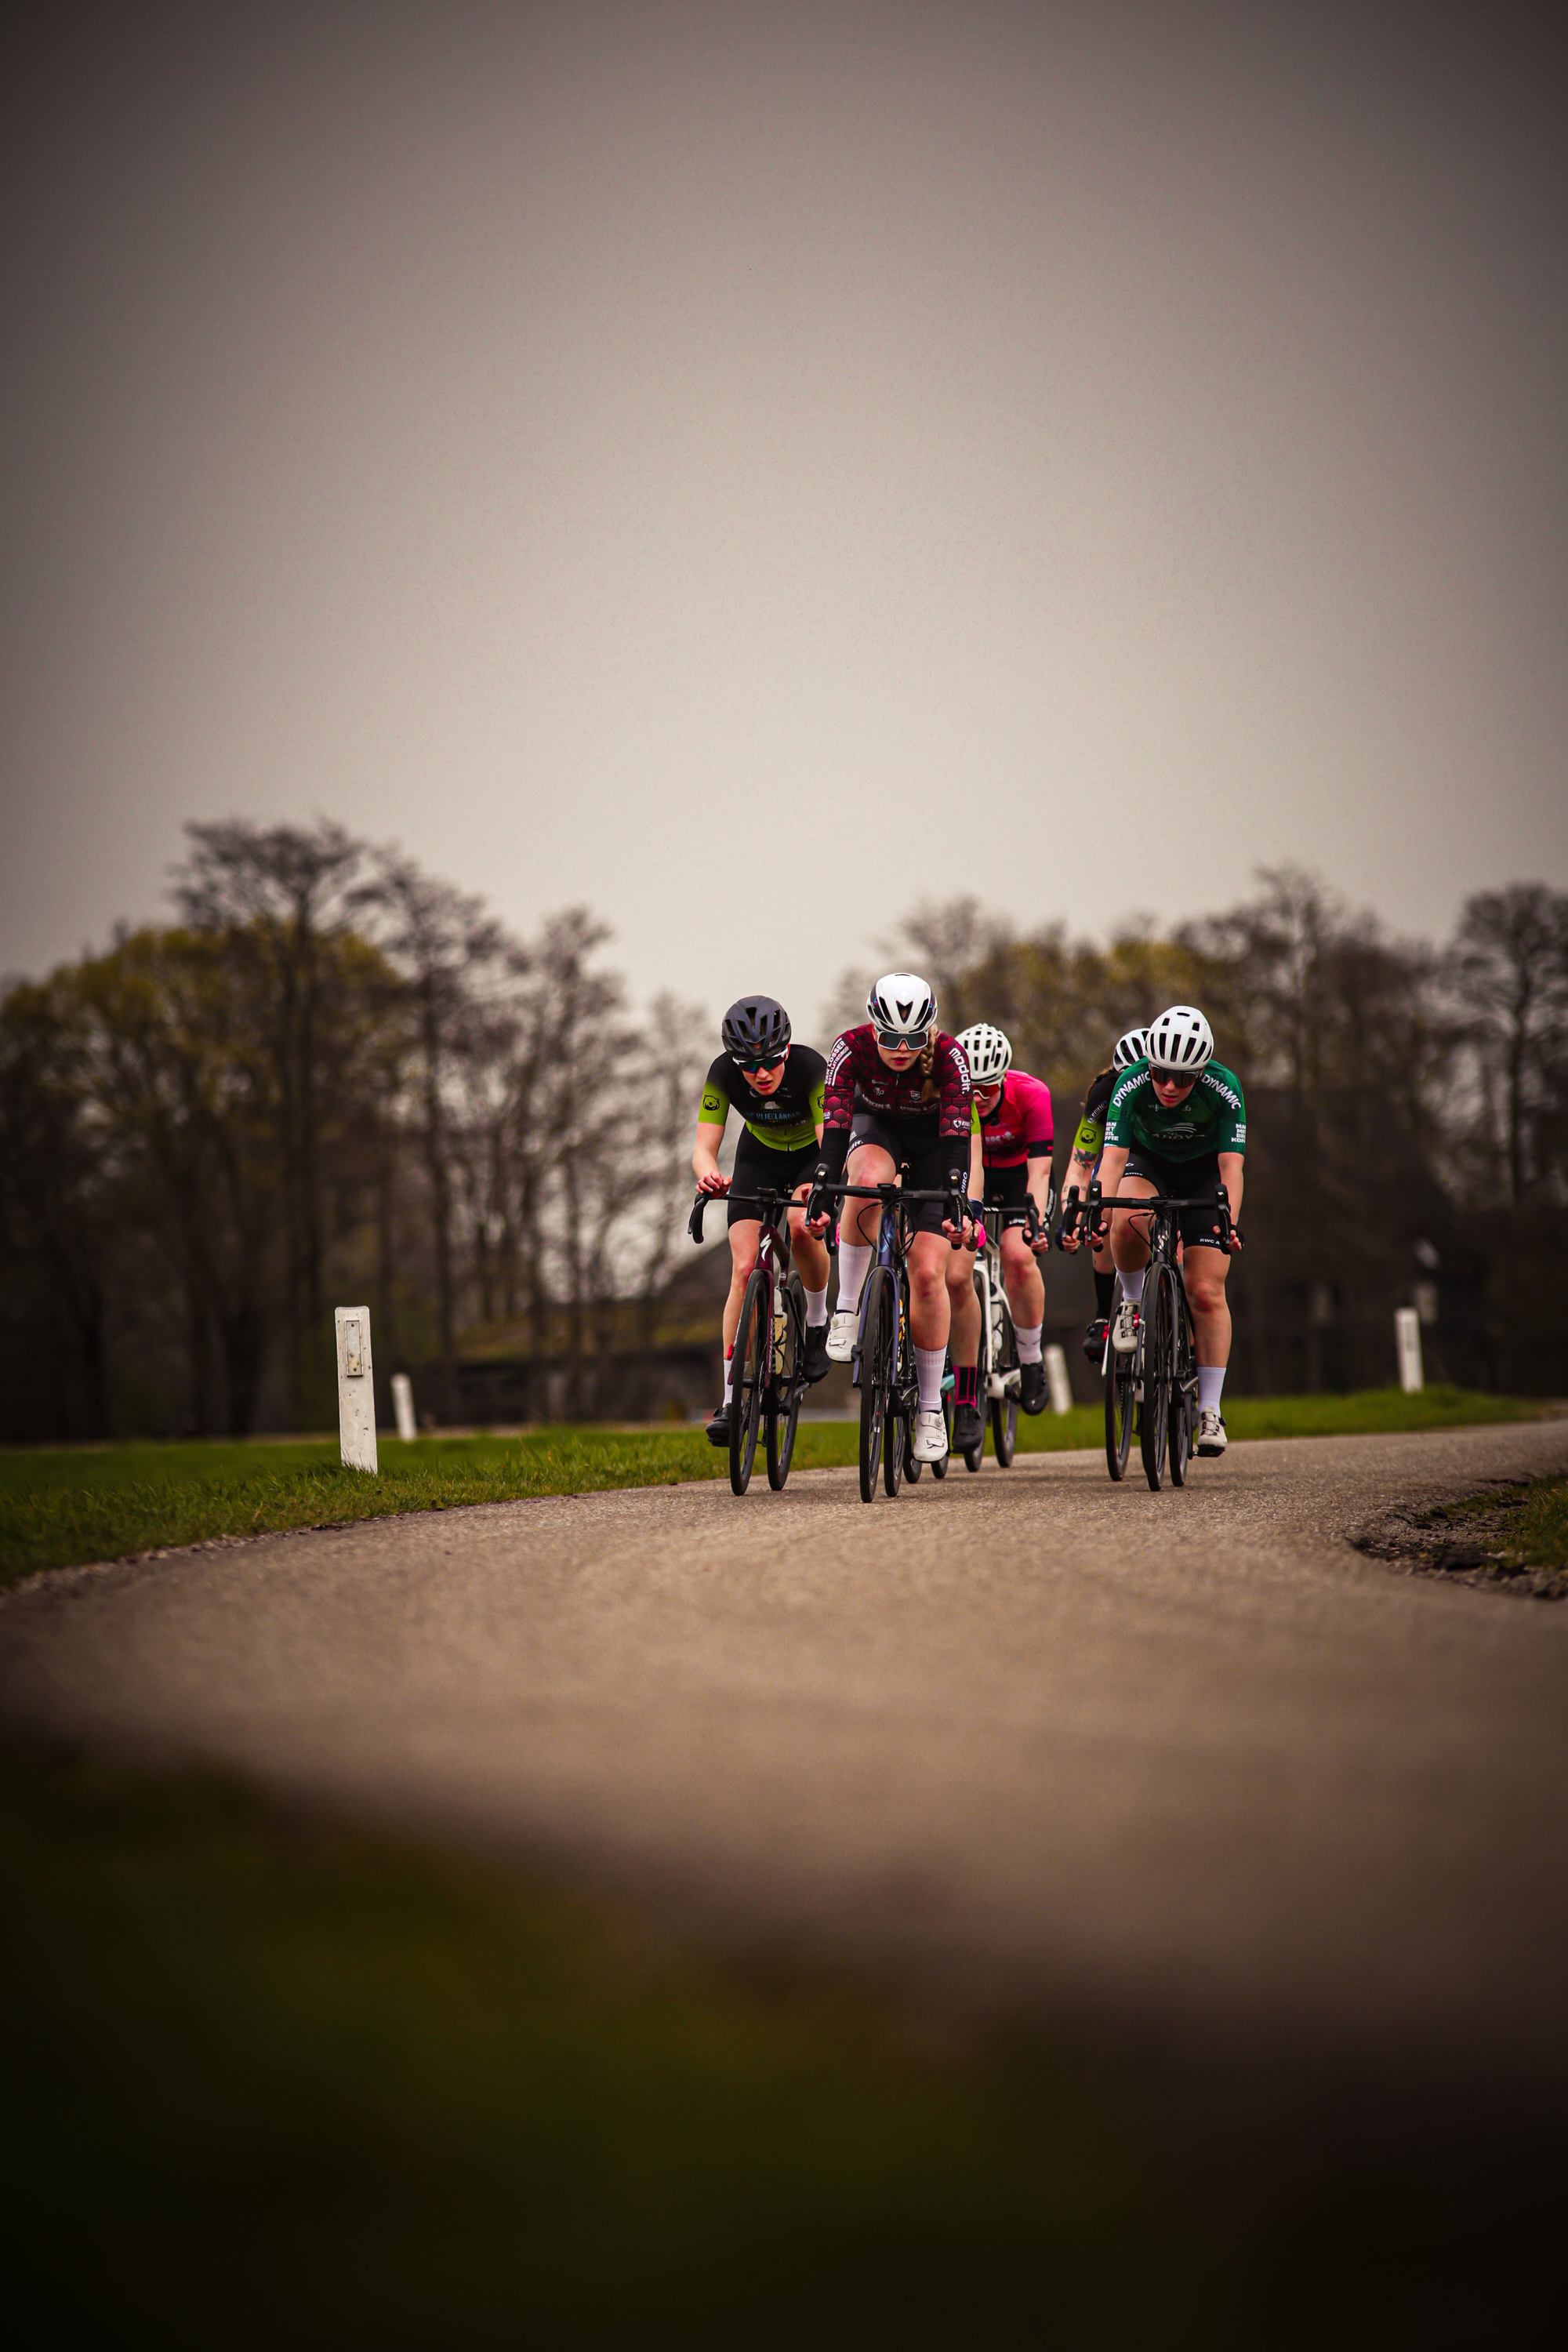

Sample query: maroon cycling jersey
[978,1069,1054,1170]
[822,1023,974,1144]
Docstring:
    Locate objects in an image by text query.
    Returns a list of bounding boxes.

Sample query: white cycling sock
[914,1346,946,1413]
[1198,1366,1225,1412]
[723,1347,734,1405]
[802,1284,829,1327]
[1118,1265,1145,1308]
[835,1243,871,1316]
[1014,1321,1044,1364]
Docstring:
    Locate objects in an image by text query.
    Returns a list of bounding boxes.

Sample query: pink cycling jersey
[978,1069,1054,1170]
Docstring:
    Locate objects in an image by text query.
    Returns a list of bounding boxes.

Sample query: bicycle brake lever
[688,1195,707,1244]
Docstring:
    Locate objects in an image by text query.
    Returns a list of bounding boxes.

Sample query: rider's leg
[1108,1175,1156,1307]
[909,1229,953,1412]
[946,1245,982,1365]
[1089,1225,1117,1319]
[1183,1242,1232,1399]
[723,1220,761,1355]
[835,1142,891,1321]
[787,1188,831,1323]
[1000,1228,1044,1352]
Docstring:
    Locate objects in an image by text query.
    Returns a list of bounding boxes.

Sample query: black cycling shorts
[1121,1147,1230,1251]
[983,1160,1035,1232]
[728,1131,820,1229]
[844,1110,962,1235]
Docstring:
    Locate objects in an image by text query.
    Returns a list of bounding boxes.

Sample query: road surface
[5,1420,1567,2169]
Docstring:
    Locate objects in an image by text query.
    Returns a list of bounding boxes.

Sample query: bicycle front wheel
[766,1276,805,1490]
[1168,1274,1196,1487]
[729,1269,769,1495]
[858,1267,896,1504]
[1105,1313,1134,1482]
[989,1290,1018,1468]
[883,1272,910,1497]
[1140,1270,1172,1491]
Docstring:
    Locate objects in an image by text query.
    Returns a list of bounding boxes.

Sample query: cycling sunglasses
[873,1026,931,1051]
[731,1051,787,1073]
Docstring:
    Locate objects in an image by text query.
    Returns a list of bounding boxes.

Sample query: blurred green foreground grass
[0,1748,1219,2342]
[0,1386,1551,1583]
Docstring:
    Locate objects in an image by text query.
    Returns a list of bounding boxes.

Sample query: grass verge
[1,1385,1552,1584]
[0,1745,1224,2342]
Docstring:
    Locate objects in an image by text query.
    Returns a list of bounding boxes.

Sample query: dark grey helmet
[721,995,792,1062]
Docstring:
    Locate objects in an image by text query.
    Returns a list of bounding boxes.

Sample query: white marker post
[1394,1306,1424,1395]
[390,1371,417,1444]
[335,1305,378,1473]
[1044,1344,1073,1416]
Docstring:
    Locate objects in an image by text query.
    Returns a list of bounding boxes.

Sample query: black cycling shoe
[1018,1360,1047,1414]
[952,1399,984,1451]
[1082,1316,1109,1364]
[704,1403,730,1446]
[802,1323,831,1384]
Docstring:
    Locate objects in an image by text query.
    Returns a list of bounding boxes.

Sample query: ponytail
[919,1036,939,1109]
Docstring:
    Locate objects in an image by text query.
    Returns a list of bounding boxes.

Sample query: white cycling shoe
[1111,1301,1141,1356]
[912,1406,949,1463]
[825,1308,861,1363]
[1196,1408,1228,1457]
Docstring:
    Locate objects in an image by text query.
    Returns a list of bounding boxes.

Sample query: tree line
[861,870,1568,1399]
[3,826,1565,1439]
[1,822,706,1439]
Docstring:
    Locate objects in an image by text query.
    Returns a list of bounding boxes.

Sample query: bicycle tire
[884,1270,910,1497]
[1105,1306,1134,1482]
[1167,1274,1196,1487]
[729,1269,768,1495]
[989,1288,1018,1468]
[858,1267,896,1504]
[766,1275,806,1490]
[1140,1269,1171,1491]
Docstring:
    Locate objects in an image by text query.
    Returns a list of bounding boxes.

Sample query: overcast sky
[4,1,1564,1036]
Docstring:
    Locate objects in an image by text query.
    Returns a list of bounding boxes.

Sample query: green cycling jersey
[697,1044,826,1152]
[1102,1058,1247,1162]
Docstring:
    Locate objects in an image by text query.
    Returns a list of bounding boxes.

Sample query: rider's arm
[1218,1150,1243,1233]
[693,1119,731,1195]
[1094,1142,1130,1235]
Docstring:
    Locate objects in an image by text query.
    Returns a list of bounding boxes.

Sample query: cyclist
[946,1023,1054,1444]
[1058,1026,1149,1361]
[694,995,830,1446]
[1094,1004,1245,1458]
[806,972,983,1465]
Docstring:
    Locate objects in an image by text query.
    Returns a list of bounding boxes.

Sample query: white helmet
[956,1022,1012,1083]
[866,971,937,1042]
[1145,1004,1214,1073]
[1112,1026,1149,1071]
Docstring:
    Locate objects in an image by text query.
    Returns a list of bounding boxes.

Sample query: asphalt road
[5,1421,1568,2163]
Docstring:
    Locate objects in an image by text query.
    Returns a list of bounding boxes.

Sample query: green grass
[1509,1475,1568,1572]
[0,1747,1228,2342]
[1,1386,1552,1584]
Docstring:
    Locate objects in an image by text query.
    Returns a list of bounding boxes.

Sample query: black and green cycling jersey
[697,1044,826,1152]
[1102,1058,1247,1162]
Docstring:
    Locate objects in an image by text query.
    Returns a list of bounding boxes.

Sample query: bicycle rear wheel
[858,1267,896,1504]
[1140,1269,1172,1491]
[766,1275,805,1490]
[989,1289,1018,1468]
[1104,1305,1134,1482]
[729,1269,768,1495]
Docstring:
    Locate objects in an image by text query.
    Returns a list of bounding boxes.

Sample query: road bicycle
[688,1185,813,1496]
[955,1196,1044,1473]
[809,1174,969,1503]
[1060,1181,1238,1491]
